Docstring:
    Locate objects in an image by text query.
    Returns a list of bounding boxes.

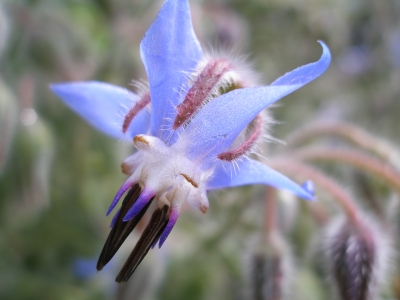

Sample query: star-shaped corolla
[51,0,331,282]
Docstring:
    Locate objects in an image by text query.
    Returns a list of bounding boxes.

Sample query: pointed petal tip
[301,180,315,201]
[50,82,81,94]
[49,82,67,94]
[140,0,201,141]
[317,40,332,69]
[270,40,331,87]
[207,160,316,201]
[317,40,331,55]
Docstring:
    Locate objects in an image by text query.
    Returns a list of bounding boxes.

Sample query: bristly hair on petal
[129,79,150,96]
[218,110,277,163]
[173,47,262,130]
[196,46,263,88]
[121,80,152,134]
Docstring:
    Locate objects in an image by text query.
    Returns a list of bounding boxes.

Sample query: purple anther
[106,179,135,216]
[158,207,179,248]
[110,208,120,228]
[123,189,155,221]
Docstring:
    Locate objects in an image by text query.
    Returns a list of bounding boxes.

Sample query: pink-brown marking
[173,59,232,130]
[217,114,263,161]
[122,91,151,133]
[121,162,131,175]
[180,173,199,188]
[133,135,150,146]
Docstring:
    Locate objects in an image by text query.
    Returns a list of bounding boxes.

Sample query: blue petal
[140,0,202,143]
[51,81,150,140]
[206,159,314,200]
[181,41,331,169]
[301,180,314,195]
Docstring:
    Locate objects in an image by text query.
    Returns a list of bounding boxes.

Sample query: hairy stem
[286,121,400,170]
[292,147,400,195]
[270,158,361,224]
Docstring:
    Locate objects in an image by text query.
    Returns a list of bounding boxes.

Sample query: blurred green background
[1,0,400,299]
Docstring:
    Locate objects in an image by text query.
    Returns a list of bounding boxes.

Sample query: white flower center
[124,134,209,212]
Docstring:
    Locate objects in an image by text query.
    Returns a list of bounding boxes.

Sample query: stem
[264,187,277,237]
[269,158,361,224]
[307,201,331,225]
[292,147,400,195]
[286,121,400,170]
[0,116,11,171]
[18,75,35,109]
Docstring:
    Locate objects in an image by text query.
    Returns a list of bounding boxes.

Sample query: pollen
[134,135,150,147]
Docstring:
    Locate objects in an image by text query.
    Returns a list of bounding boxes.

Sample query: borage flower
[51,0,331,282]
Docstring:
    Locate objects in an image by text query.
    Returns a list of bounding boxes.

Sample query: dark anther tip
[97,184,154,272]
[115,204,170,283]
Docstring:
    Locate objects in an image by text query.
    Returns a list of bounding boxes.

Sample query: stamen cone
[97,184,154,271]
[116,204,170,283]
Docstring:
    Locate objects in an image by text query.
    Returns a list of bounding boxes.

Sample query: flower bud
[324,216,391,300]
[245,232,294,300]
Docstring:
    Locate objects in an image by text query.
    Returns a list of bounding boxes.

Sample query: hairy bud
[245,233,294,300]
[325,216,391,300]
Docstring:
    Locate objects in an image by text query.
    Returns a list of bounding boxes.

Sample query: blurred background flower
[1,0,400,299]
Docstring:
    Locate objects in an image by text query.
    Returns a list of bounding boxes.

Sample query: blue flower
[51,0,331,282]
